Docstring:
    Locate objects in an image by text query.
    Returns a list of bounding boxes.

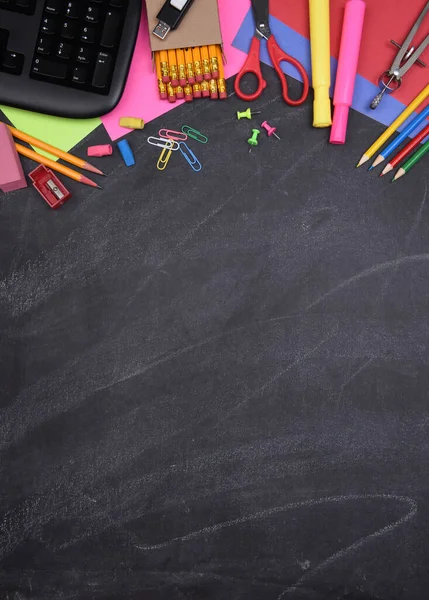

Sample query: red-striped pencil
[381,122,429,177]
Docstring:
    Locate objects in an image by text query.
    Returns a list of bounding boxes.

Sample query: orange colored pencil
[15,143,101,189]
[7,125,104,175]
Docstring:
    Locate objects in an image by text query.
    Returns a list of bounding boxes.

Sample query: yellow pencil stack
[153,44,226,103]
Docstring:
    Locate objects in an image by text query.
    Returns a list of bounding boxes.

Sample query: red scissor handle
[234,36,267,102]
[267,36,309,106]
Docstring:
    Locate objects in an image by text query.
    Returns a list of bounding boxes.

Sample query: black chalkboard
[0,65,428,600]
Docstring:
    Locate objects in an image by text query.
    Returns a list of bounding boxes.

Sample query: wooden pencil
[155,51,167,99]
[200,45,211,80]
[208,44,219,79]
[184,48,195,84]
[16,143,101,188]
[168,49,178,86]
[192,46,203,82]
[160,50,169,83]
[381,122,429,176]
[8,125,104,175]
[216,45,227,99]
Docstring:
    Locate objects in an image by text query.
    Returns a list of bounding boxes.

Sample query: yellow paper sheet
[1,106,101,161]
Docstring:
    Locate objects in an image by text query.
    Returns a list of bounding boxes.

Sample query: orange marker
[201,45,211,80]
[192,46,203,82]
[160,50,169,83]
[184,48,195,84]
[217,45,227,99]
[167,82,176,103]
[176,48,187,86]
[209,44,219,79]
[184,83,193,102]
[168,49,178,87]
[155,52,167,99]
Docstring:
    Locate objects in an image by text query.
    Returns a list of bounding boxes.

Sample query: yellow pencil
[154,52,167,99]
[184,83,193,102]
[16,143,100,188]
[201,45,211,80]
[216,45,227,99]
[192,46,203,82]
[357,82,429,167]
[168,49,178,86]
[8,125,104,175]
[309,0,332,127]
[208,44,219,79]
[167,82,176,103]
[160,50,169,83]
[184,48,195,84]
[176,48,187,86]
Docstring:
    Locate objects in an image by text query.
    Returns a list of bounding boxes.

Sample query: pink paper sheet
[101,0,250,140]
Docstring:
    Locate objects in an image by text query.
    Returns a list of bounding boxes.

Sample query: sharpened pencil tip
[367,165,375,172]
[356,154,369,168]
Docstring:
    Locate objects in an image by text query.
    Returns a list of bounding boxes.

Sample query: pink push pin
[261,120,281,140]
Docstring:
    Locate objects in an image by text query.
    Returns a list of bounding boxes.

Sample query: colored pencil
[8,125,104,175]
[370,104,429,169]
[392,138,429,181]
[381,122,429,176]
[15,143,101,188]
[357,82,429,167]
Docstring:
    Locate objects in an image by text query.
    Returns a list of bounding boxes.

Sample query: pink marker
[330,0,366,145]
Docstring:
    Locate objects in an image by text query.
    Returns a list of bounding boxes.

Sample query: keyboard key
[31,57,67,79]
[76,45,92,63]
[36,36,52,55]
[57,41,72,59]
[65,1,79,18]
[81,25,95,43]
[85,5,100,23]
[92,51,111,88]
[44,0,62,15]
[100,10,120,47]
[41,16,57,34]
[1,51,24,75]
[72,66,87,84]
[61,20,77,39]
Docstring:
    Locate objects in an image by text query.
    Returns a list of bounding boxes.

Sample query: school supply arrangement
[0,0,141,118]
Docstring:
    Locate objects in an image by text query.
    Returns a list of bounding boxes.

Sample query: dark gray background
[1,66,429,600]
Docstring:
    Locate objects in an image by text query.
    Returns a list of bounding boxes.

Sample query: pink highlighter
[330,0,366,144]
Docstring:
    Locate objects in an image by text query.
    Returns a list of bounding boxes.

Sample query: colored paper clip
[158,128,188,142]
[181,125,208,144]
[147,136,179,151]
[157,144,173,171]
[179,142,202,172]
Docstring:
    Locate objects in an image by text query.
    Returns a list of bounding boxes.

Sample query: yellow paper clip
[157,143,173,171]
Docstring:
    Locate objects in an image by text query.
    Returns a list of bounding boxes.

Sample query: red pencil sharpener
[29,165,72,209]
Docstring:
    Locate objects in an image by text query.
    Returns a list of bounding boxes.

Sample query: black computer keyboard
[0,0,141,117]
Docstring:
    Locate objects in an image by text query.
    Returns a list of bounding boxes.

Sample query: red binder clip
[29,165,72,209]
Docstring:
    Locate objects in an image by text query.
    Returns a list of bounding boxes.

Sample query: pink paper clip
[158,128,188,142]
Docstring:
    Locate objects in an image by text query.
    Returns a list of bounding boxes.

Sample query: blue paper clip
[179,142,202,172]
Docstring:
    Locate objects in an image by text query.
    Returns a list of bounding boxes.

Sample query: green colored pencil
[393,137,429,181]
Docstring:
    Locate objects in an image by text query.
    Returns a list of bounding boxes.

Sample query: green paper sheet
[1,106,101,161]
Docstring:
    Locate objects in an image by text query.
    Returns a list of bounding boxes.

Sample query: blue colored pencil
[370,103,429,169]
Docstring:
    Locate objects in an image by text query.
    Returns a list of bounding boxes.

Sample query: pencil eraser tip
[204,73,211,81]
[168,96,176,103]
[179,78,187,86]
[171,79,179,87]
[219,91,227,100]
[160,92,168,100]
[188,76,195,85]
[176,91,184,99]
[202,90,210,97]
[162,76,170,83]
[211,71,219,79]
[87,144,113,157]
[196,74,203,83]
[185,93,193,102]
[210,92,219,100]
[193,90,202,98]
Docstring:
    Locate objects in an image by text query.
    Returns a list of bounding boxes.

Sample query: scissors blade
[250,0,271,38]
[390,0,429,74]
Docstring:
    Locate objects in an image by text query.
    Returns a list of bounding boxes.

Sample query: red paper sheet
[271,0,429,109]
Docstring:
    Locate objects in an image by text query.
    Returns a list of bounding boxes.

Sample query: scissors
[234,0,309,105]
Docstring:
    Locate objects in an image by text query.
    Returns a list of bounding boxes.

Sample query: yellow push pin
[237,108,261,120]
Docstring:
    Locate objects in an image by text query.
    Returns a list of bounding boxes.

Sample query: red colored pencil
[381,121,429,177]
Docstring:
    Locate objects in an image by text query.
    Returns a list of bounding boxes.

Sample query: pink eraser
[171,78,179,87]
[210,90,219,100]
[202,88,210,98]
[179,77,187,87]
[219,91,227,100]
[196,73,203,83]
[188,75,195,85]
[330,0,366,144]
[176,89,185,99]
[203,72,211,81]
[87,144,113,157]
[0,124,27,193]
[185,92,194,102]
[193,89,202,99]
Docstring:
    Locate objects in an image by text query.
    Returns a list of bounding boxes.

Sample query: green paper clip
[181,125,208,144]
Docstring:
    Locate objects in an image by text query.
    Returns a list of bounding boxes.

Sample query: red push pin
[261,120,281,140]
